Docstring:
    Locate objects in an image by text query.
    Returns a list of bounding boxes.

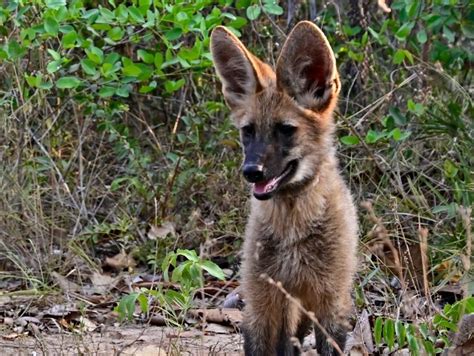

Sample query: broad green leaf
[56,76,81,89]
[246,5,261,20]
[417,29,427,44]
[108,27,124,41]
[98,86,116,98]
[443,159,458,178]
[7,41,26,59]
[365,129,383,144]
[45,0,66,10]
[115,86,130,97]
[62,30,77,48]
[177,249,198,262]
[407,334,420,355]
[86,46,104,64]
[47,60,61,73]
[391,128,402,141]
[137,293,148,314]
[128,7,145,22]
[165,28,182,41]
[201,260,225,280]
[263,3,283,15]
[137,49,154,64]
[384,318,395,351]
[164,79,185,93]
[340,135,360,145]
[395,22,414,41]
[47,49,61,61]
[393,49,405,65]
[44,16,59,35]
[395,321,407,347]
[81,59,97,75]
[374,317,383,345]
[407,99,425,116]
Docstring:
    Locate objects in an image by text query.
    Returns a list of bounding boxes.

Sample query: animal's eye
[276,123,297,136]
[241,124,255,137]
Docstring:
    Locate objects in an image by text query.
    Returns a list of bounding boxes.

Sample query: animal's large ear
[211,26,273,109]
[276,21,340,114]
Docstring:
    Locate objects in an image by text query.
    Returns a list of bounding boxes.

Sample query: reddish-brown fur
[211,22,358,355]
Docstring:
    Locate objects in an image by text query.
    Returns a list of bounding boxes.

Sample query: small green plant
[373,296,474,355]
[115,249,225,326]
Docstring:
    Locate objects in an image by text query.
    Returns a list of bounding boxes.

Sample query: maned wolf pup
[210,21,358,355]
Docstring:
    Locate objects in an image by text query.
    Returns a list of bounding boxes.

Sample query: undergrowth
[0,0,472,354]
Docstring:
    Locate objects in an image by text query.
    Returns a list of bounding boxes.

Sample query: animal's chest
[255,226,335,289]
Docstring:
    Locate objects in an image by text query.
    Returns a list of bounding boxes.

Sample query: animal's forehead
[236,89,305,128]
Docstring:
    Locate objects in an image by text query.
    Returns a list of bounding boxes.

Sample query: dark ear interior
[276,21,340,112]
[210,27,262,108]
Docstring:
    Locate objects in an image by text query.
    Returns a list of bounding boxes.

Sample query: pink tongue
[254,179,273,194]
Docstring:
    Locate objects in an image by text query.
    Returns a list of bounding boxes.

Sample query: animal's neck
[251,169,334,240]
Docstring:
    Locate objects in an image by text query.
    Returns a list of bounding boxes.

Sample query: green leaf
[47,49,61,61]
[263,3,283,15]
[98,86,116,98]
[365,129,383,144]
[393,49,406,65]
[384,318,395,351]
[443,26,455,43]
[137,293,148,314]
[177,249,199,262]
[116,293,139,321]
[165,28,182,41]
[47,60,61,73]
[115,86,130,97]
[45,0,66,10]
[44,16,59,35]
[407,334,420,355]
[200,260,225,280]
[443,159,458,178]
[56,76,81,89]
[137,49,154,64]
[107,27,124,41]
[86,46,104,64]
[62,30,77,48]
[246,5,261,20]
[417,29,427,44]
[395,22,414,41]
[395,321,407,347]
[128,7,145,22]
[7,41,26,60]
[407,99,425,116]
[122,63,142,77]
[340,135,360,146]
[374,317,383,345]
[164,79,185,93]
[81,59,97,75]
[25,74,41,88]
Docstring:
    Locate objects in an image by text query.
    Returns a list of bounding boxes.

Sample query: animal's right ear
[210,27,272,109]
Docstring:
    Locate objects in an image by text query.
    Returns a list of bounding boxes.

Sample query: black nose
[242,164,264,183]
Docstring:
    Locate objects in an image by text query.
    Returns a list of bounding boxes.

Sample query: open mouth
[252,160,298,200]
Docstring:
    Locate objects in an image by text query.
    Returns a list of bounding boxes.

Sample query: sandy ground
[1,325,244,356]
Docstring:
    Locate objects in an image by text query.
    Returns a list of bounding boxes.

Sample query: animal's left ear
[276,21,340,114]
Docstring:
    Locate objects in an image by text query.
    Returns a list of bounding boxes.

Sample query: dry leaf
[148,221,175,240]
[78,316,97,332]
[345,309,373,354]
[188,308,242,326]
[104,250,137,270]
[51,271,81,293]
[204,322,235,334]
[89,272,120,295]
[2,332,26,340]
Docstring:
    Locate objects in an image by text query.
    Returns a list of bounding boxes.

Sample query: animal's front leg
[242,285,300,356]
